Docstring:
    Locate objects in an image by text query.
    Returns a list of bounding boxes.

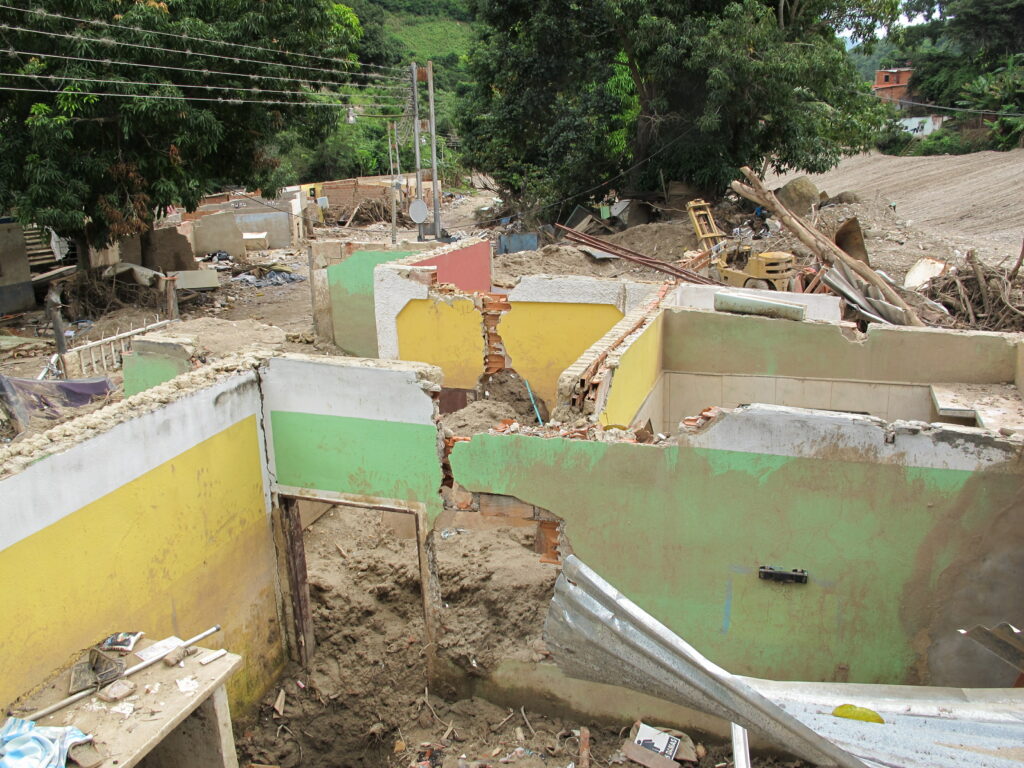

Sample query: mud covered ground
[237,508,808,768]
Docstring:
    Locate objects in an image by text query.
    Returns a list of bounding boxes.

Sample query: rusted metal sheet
[545,555,1024,768]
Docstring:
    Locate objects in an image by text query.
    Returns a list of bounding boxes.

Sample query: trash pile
[231,263,306,289]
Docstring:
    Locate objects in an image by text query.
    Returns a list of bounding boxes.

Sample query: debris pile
[918,247,1024,331]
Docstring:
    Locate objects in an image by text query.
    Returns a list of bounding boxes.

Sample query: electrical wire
[0,22,407,82]
[0,69,408,101]
[894,97,1024,118]
[0,83,409,109]
[0,2,408,72]
[0,48,412,91]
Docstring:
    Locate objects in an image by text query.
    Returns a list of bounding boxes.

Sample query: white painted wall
[677,403,1023,472]
[0,373,266,553]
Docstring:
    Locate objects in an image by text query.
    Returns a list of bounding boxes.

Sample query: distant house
[872,68,913,106]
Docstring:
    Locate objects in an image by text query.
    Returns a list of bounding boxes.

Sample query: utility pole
[411,61,425,242]
[389,122,397,245]
[426,60,442,238]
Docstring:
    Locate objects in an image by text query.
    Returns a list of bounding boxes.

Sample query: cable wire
[0,2,408,72]
[0,47,411,91]
[0,83,410,109]
[894,97,1024,118]
[0,69,408,101]
[0,22,407,82]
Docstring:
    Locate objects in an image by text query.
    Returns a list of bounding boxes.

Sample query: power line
[0,22,406,82]
[0,83,410,110]
[0,47,411,91]
[0,69,408,101]
[0,2,407,72]
[894,97,1024,118]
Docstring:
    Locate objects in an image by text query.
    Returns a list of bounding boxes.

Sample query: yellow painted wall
[397,297,483,389]
[600,313,664,427]
[501,303,624,408]
[0,417,285,713]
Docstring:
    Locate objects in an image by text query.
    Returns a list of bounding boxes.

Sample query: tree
[459,0,893,212]
[0,0,363,247]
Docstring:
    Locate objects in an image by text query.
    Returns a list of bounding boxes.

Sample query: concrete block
[0,282,35,314]
[168,269,220,290]
[236,211,291,249]
[142,227,195,272]
[192,212,245,259]
[242,232,269,251]
[0,224,31,287]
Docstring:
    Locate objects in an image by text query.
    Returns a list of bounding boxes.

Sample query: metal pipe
[27,625,221,721]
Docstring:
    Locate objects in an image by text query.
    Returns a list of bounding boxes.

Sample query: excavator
[686,199,795,291]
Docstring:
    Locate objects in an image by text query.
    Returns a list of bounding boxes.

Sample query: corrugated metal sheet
[544,555,867,768]
[545,555,1024,768]
[959,623,1024,673]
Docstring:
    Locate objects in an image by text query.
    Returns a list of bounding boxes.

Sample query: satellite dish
[409,199,429,224]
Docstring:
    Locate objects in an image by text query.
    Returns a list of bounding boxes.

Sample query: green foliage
[459,0,892,212]
[0,0,361,246]
[373,0,471,21]
[959,55,1024,148]
[386,17,475,62]
[909,125,989,153]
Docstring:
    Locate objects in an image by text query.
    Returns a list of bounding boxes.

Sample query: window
[884,74,890,82]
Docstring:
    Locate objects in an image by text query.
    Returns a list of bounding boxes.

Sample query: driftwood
[921,243,1024,332]
[730,167,924,327]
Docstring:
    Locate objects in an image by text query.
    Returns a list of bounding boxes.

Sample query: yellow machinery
[686,199,795,291]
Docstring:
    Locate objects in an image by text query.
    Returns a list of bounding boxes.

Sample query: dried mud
[238,507,809,768]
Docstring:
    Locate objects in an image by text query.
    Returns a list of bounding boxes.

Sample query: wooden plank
[281,498,316,668]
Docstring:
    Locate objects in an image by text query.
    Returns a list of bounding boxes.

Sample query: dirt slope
[773,150,1024,261]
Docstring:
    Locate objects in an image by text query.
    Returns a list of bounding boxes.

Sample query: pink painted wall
[414,241,491,292]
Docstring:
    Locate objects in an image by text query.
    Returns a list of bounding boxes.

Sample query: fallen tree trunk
[730,166,924,327]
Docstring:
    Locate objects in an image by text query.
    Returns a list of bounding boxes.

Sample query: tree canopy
[458,0,894,211]
[0,0,369,246]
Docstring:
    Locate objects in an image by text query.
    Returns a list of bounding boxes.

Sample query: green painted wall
[327,250,416,357]
[662,308,1018,383]
[271,410,443,518]
[450,434,1024,685]
[122,351,190,396]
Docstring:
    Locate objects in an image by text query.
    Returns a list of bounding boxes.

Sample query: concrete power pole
[426,60,442,238]
[411,62,425,242]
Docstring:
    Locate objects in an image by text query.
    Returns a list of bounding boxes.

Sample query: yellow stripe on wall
[0,416,285,712]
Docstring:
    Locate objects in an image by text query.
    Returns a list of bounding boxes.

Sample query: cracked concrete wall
[450,413,1024,687]
[0,373,284,714]
[385,274,657,408]
[261,354,445,522]
[655,307,1022,429]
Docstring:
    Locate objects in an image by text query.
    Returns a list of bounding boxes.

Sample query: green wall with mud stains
[327,250,416,357]
[271,410,443,518]
[122,351,190,395]
[662,308,1019,383]
[450,434,1024,686]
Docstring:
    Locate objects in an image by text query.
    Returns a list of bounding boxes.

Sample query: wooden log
[730,167,924,327]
